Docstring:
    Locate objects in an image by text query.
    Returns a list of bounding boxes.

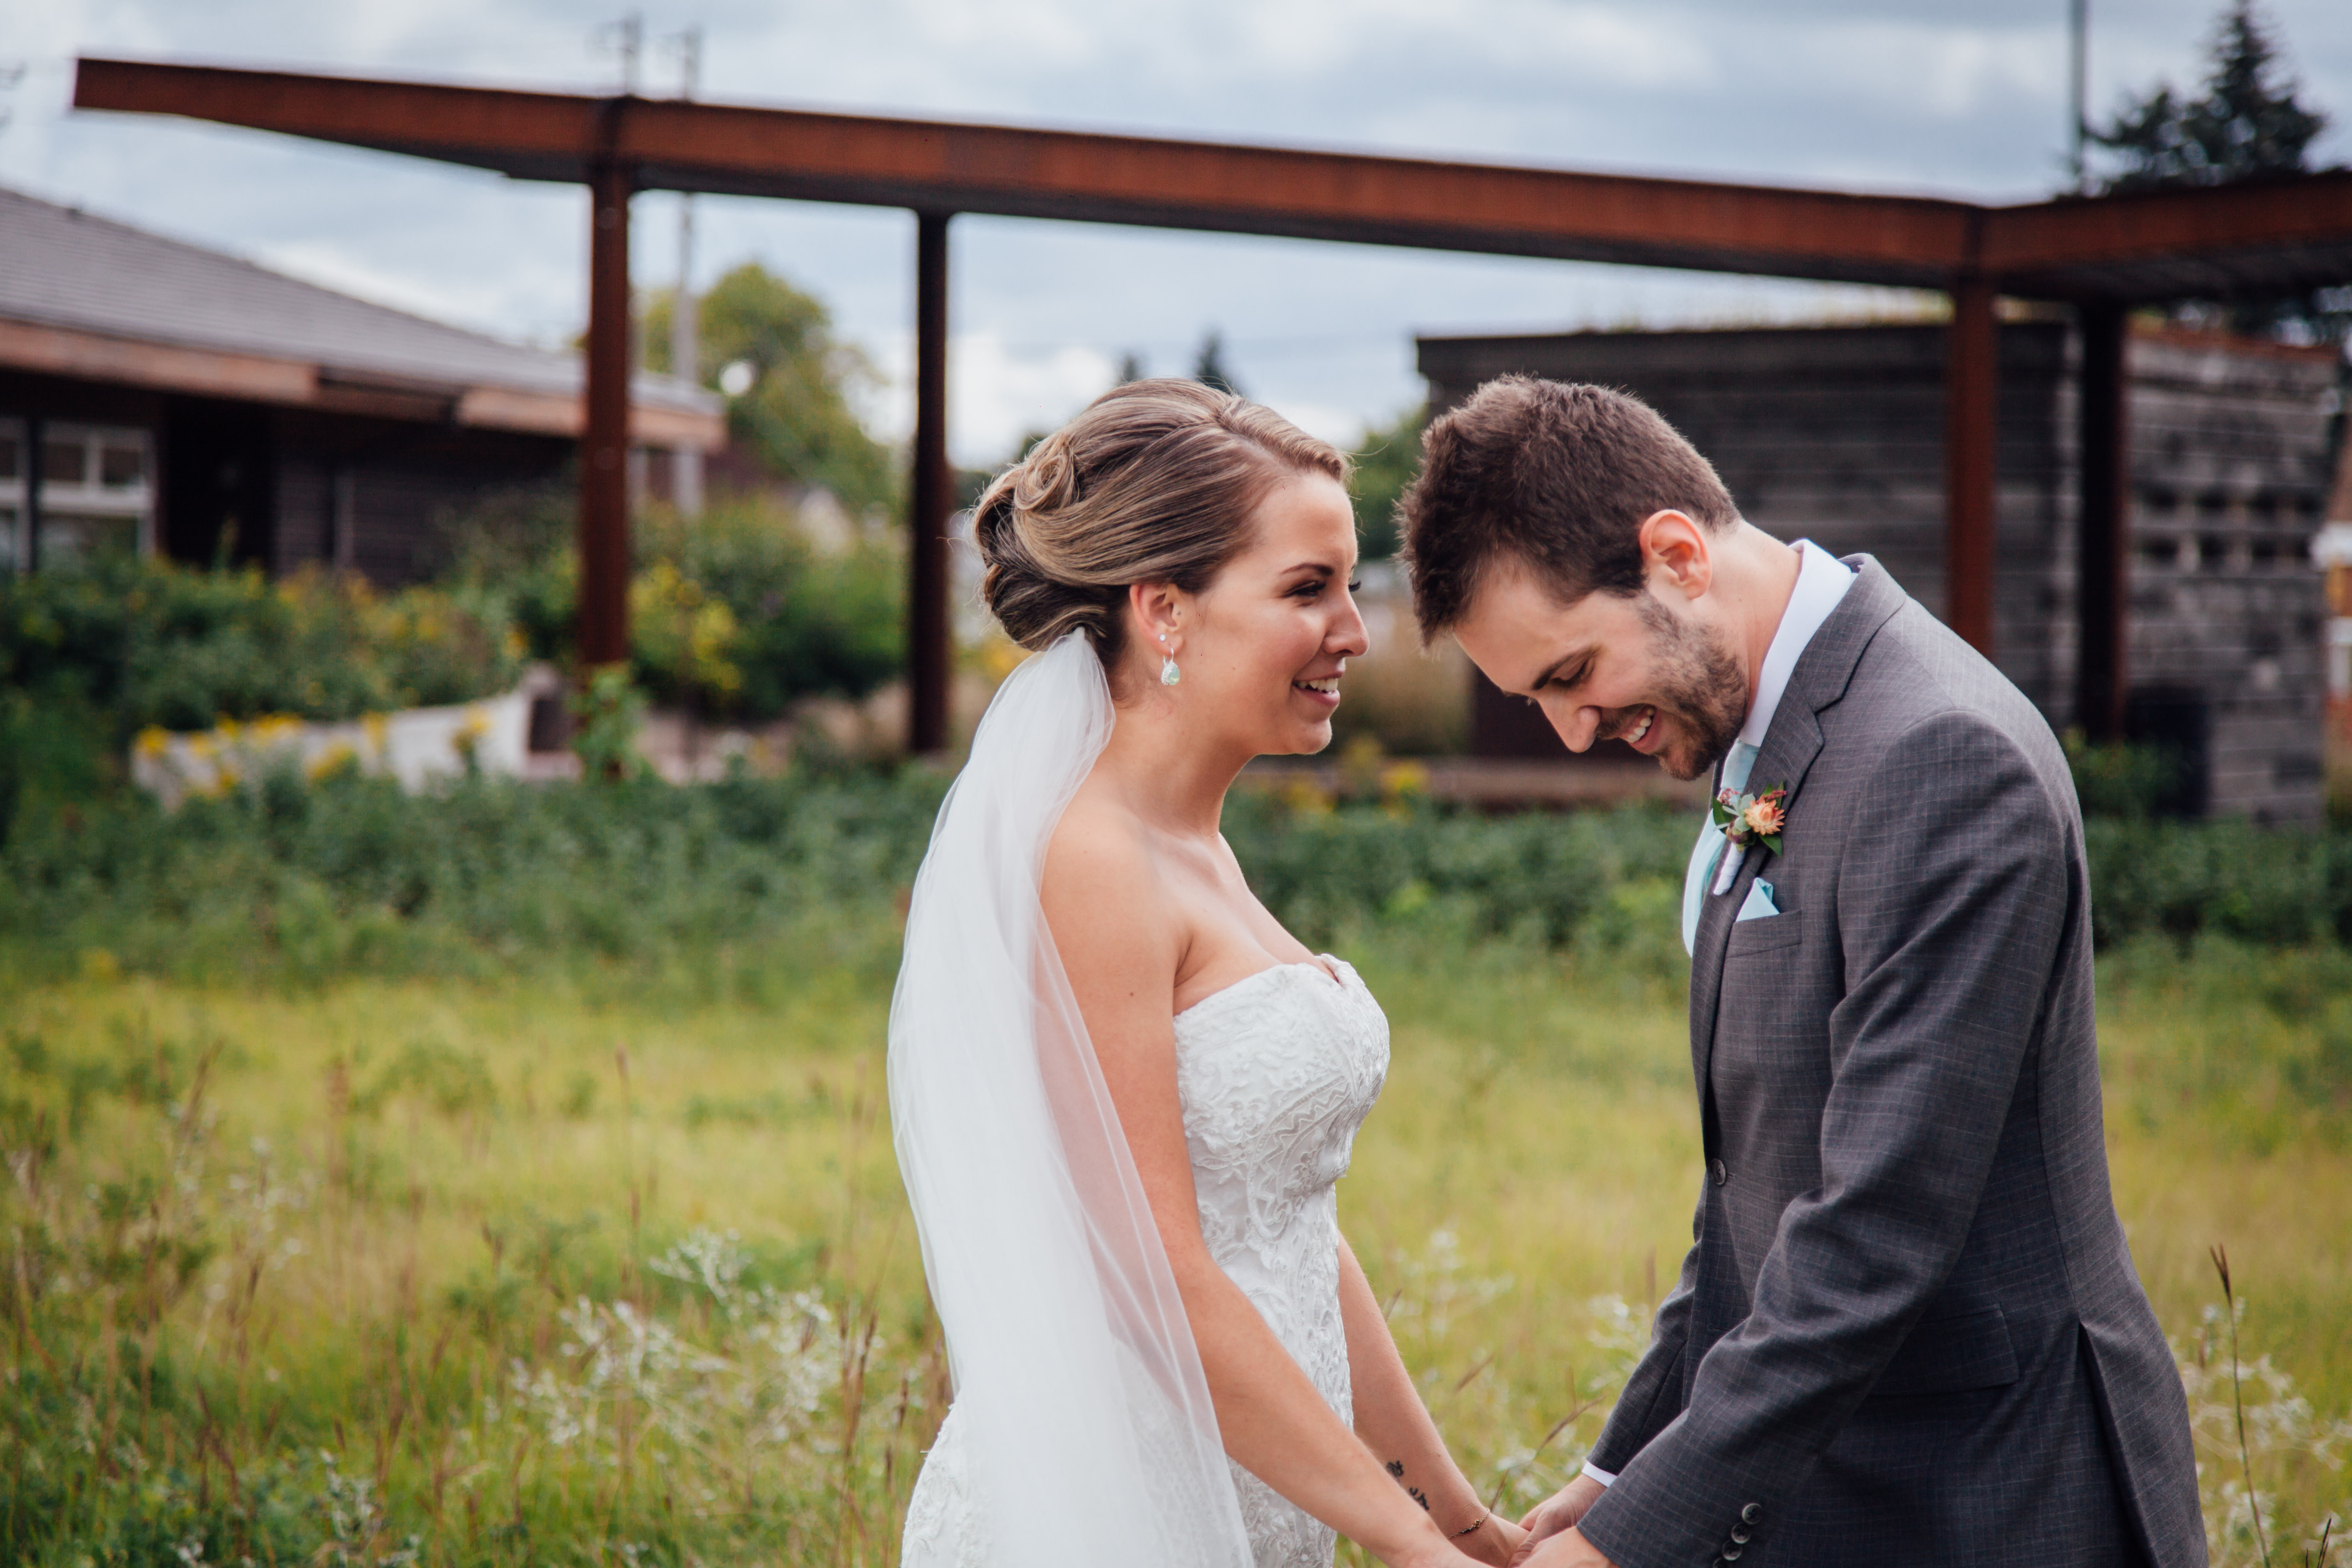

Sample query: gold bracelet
[1451,1510,1491,1539]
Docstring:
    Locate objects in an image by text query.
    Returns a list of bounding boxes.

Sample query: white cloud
[3,0,2345,456]
[869,329,1122,468]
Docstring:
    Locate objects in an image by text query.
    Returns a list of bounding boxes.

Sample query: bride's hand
[1461,1511,1529,1566]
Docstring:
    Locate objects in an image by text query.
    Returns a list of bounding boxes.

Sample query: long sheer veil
[888,632,1254,1567]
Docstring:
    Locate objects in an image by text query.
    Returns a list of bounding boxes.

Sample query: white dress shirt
[1677,541,1859,954]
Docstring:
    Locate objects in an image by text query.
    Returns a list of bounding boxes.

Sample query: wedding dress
[901,957,1391,1568]
[889,633,1391,1568]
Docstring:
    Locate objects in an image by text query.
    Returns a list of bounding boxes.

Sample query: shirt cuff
[1580,1460,1618,1488]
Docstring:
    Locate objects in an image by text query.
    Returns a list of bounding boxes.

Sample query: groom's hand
[1511,1475,1612,1568]
[1511,1527,1618,1568]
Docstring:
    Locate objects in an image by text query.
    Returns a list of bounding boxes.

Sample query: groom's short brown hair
[1400,376,1738,641]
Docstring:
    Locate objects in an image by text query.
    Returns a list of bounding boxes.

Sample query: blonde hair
[973,379,1349,669]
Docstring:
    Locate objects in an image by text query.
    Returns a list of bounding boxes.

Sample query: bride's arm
[1337,1235,1529,1566]
[1044,818,1473,1568]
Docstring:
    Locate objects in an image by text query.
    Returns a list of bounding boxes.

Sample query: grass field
[4,928,2346,1567]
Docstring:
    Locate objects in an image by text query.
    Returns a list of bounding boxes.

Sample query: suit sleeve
[1577,711,2071,1568]
[1588,1189,1702,1473]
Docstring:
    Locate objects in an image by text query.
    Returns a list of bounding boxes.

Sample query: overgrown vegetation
[0,556,523,741]
[3,912,2346,1565]
[3,758,2349,1002]
[435,488,903,721]
[0,559,525,837]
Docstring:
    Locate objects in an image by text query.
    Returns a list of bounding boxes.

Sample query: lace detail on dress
[1173,960,1389,1568]
[902,958,1389,1568]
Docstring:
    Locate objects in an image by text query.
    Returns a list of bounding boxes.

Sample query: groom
[1398,378,2203,1568]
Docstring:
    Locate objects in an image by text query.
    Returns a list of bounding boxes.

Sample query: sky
[2,0,2348,466]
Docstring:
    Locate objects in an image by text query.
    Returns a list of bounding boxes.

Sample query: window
[0,420,156,570]
[0,419,21,573]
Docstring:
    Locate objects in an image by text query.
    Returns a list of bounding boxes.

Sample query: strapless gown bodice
[901,957,1390,1568]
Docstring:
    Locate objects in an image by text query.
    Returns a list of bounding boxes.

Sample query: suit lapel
[1689,557,1907,1119]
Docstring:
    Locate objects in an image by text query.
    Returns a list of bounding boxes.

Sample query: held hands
[1509,1475,1619,1568]
[1388,1515,1529,1568]
[1461,1510,1531,1566]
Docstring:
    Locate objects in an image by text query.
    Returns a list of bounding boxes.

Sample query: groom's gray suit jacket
[1576,560,2202,1568]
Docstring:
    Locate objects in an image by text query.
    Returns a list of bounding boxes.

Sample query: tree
[2090,1,2326,193]
[1191,330,1244,396]
[1349,406,1425,560]
[642,263,900,517]
[2088,1,2345,343]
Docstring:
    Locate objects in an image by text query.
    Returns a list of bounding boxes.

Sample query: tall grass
[3,771,2348,1563]
[4,925,2348,1566]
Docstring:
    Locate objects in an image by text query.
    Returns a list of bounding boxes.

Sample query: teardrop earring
[1158,631,1180,687]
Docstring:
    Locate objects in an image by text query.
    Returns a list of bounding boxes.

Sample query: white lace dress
[901,957,1391,1568]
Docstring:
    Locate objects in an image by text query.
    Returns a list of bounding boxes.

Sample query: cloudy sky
[3,0,2347,463]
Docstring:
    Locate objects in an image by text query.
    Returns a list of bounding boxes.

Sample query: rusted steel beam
[579,155,633,673]
[2075,304,2130,743]
[908,212,954,756]
[70,58,1978,289]
[1983,172,2352,301]
[76,58,2352,299]
[1943,276,1999,657]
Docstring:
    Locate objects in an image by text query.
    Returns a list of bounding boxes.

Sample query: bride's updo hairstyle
[973,378,1349,675]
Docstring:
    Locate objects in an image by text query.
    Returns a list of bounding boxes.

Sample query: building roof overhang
[1,172,724,450]
[70,56,2352,307]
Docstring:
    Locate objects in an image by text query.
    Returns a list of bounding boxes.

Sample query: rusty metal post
[1944,275,1999,657]
[580,150,634,671]
[908,210,954,755]
[2076,302,2131,743]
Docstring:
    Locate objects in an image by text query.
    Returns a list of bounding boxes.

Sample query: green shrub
[0,765,949,995]
[2085,816,2352,949]
[3,752,2345,998]
[0,554,524,741]
[2063,733,2180,820]
[640,498,903,717]
[437,490,904,718]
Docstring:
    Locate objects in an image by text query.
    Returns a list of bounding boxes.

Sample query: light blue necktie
[1681,741,1758,956]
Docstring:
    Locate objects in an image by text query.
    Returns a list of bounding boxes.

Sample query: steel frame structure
[73,57,2352,748]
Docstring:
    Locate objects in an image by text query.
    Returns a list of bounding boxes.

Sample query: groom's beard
[1621,592,1748,782]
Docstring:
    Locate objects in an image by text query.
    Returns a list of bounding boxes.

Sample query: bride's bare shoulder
[1042,782,1159,900]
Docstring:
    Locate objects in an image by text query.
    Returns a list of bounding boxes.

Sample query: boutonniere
[1713,782,1789,856]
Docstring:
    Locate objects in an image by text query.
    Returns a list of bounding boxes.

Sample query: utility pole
[596,13,643,94]
[2069,0,2089,192]
[665,25,705,516]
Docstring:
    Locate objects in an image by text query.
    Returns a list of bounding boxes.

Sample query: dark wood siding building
[0,184,722,584]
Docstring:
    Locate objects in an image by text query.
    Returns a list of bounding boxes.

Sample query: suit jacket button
[1710,1157,1730,1186]
[1741,1502,1764,1524]
[1720,1547,1742,1562]
[1730,1526,1751,1543]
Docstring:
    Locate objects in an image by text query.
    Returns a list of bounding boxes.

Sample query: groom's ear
[1638,510,1713,601]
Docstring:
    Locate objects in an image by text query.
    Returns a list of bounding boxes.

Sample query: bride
[891,380,1525,1568]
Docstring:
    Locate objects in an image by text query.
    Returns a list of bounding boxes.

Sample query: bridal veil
[888,632,1255,1568]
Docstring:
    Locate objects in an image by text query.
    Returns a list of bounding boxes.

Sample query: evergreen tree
[1191,330,1244,397]
[2086,1,2345,344]
[2089,0,2327,192]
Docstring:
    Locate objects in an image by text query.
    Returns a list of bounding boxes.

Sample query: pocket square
[1736,879,1780,922]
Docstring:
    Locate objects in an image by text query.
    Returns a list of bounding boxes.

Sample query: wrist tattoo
[1383,1459,1432,1511]
[1411,1487,1430,1510]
